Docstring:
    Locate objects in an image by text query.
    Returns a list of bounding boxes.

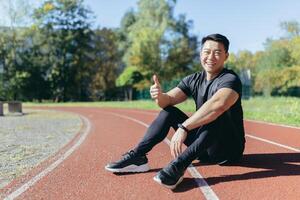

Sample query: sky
[1,0,300,53]
[82,0,300,53]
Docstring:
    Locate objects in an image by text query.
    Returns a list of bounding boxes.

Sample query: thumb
[152,74,160,86]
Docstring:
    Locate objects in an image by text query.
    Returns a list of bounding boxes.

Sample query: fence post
[8,101,23,115]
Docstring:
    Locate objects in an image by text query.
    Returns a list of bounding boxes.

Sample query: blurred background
[0,0,299,102]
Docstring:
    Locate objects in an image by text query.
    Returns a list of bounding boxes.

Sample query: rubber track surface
[1,107,300,200]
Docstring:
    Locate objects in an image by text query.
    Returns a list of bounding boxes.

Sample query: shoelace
[121,150,135,160]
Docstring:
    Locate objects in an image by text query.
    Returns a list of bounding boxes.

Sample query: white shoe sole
[153,175,184,190]
[105,163,150,173]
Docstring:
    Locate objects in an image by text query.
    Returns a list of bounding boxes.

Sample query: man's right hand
[150,75,162,101]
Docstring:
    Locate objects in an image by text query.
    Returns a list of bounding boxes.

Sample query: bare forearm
[182,99,225,130]
[182,88,239,130]
[155,93,171,108]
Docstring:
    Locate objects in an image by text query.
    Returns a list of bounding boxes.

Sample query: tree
[253,39,293,96]
[163,14,199,80]
[88,28,121,100]
[33,0,94,101]
[118,0,199,96]
[280,21,300,38]
[0,0,33,100]
[117,9,137,63]
[124,0,174,78]
[116,66,143,100]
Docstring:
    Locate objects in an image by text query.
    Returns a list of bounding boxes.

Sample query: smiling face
[200,40,229,80]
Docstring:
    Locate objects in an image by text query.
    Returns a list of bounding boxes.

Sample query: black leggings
[133,106,244,168]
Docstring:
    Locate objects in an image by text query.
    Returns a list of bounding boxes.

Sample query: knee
[159,106,178,118]
[155,106,178,123]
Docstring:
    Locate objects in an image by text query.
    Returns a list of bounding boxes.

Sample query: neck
[206,67,224,81]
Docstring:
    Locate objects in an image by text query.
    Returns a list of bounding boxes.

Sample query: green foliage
[3,2,299,101]
[32,0,94,101]
[116,66,143,87]
[258,39,294,70]
[280,21,300,38]
[0,0,121,102]
[88,29,121,100]
[289,36,300,65]
[229,20,300,97]
[253,68,279,96]
[124,0,172,76]
[118,0,199,91]
[163,14,199,80]
[275,65,300,95]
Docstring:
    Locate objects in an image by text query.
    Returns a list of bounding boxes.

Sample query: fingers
[170,136,182,158]
[150,87,160,99]
[175,142,182,158]
[152,74,160,86]
[170,141,175,158]
[150,74,161,99]
[170,130,187,158]
[170,141,182,158]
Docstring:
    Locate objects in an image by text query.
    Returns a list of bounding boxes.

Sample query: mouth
[205,62,216,67]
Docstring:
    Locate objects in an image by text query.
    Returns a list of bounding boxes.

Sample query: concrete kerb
[0,101,3,116]
[1,101,23,116]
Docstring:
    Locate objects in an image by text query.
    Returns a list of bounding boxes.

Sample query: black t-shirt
[177,68,245,142]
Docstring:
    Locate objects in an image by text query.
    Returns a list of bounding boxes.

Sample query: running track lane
[1,107,300,200]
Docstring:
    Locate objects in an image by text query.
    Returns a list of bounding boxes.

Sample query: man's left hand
[170,128,187,158]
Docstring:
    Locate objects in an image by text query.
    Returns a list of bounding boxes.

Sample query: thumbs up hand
[153,74,160,87]
[150,75,162,100]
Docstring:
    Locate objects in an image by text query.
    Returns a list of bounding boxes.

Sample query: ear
[225,52,229,61]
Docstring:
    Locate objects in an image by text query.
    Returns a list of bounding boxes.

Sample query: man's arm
[170,87,239,158]
[150,75,188,108]
[182,87,239,130]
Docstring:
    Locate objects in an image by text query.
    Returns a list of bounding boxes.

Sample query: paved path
[0,109,82,190]
[1,107,300,200]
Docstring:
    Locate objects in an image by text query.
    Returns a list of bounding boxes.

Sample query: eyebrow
[202,48,223,52]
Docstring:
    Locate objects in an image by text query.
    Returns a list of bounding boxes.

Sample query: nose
[207,52,215,60]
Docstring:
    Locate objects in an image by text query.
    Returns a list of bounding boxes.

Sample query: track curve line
[3,115,92,200]
[2,107,300,200]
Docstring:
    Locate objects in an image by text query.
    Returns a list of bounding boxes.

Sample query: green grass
[24,96,300,127]
[242,97,300,127]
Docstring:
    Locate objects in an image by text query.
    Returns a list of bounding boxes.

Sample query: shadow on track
[112,168,162,176]
[174,153,300,192]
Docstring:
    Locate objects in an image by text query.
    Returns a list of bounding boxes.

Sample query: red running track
[1,107,300,200]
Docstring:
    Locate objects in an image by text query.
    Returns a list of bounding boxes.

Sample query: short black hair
[201,33,230,53]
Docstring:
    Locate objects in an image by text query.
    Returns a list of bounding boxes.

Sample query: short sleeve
[217,73,242,95]
[177,75,193,96]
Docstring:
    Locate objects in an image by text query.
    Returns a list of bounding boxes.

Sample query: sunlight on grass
[25,97,300,127]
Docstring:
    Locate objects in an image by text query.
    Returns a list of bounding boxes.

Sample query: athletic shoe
[153,160,185,190]
[105,150,150,173]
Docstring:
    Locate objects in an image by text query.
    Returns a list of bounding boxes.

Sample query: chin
[204,67,215,72]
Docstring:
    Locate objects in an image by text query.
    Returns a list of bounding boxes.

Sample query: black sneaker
[105,150,150,173]
[153,160,185,189]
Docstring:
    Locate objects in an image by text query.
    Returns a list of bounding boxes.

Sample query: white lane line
[245,119,300,130]
[246,134,300,152]
[4,115,92,200]
[123,110,300,153]
[107,112,219,200]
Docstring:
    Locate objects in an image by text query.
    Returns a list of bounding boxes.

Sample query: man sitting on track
[105,33,246,190]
